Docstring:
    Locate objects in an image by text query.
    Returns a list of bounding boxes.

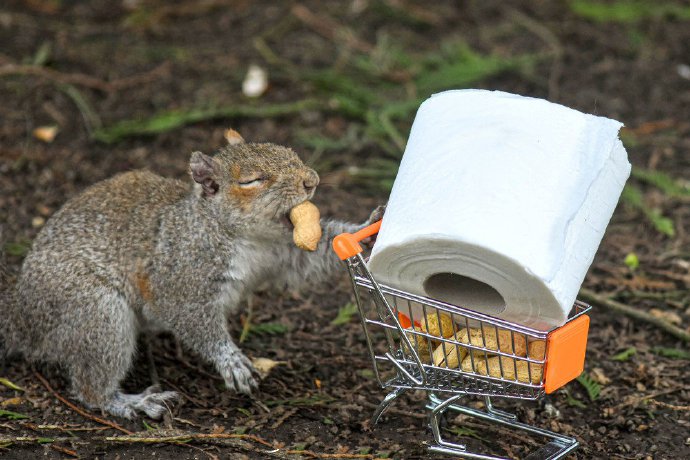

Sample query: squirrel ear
[190,151,219,196]
[224,128,245,145]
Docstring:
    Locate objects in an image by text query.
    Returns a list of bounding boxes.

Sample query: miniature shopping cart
[333,221,591,460]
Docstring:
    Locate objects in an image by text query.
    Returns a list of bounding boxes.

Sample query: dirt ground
[1,1,689,459]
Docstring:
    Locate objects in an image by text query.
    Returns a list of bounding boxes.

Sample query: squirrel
[0,130,382,419]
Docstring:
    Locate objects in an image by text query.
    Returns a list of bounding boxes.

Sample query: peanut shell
[289,201,322,251]
[528,340,546,361]
[419,312,455,338]
[449,326,527,357]
[401,326,432,363]
[461,355,543,384]
[432,331,468,368]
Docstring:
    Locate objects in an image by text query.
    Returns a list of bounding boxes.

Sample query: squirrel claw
[367,205,386,225]
[221,351,259,395]
[102,388,179,420]
[361,204,386,248]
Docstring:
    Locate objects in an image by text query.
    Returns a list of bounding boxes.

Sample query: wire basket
[333,221,592,460]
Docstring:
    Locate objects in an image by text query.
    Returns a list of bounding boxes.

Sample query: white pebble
[242,64,268,98]
[677,64,690,80]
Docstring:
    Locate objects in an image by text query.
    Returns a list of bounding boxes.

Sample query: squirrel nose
[303,171,319,192]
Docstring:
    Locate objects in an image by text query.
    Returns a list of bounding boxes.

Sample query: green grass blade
[576,372,601,401]
[621,185,676,237]
[0,409,29,420]
[331,302,359,326]
[632,168,690,198]
[570,1,690,23]
[651,347,690,360]
[3,241,31,257]
[0,378,25,391]
[93,99,325,143]
[246,322,289,337]
[611,347,637,361]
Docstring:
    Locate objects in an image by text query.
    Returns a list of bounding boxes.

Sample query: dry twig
[579,288,690,343]
[608,388,687,411]
[25,423,110,432]
[0,61,170,93]
[50,444,78,457]
[105,432,275,448]
[269,407,299,430]
[285,451,374,459]
[291,4,373,54]
[648,400,690,411]
[359,399,426,419]
[506,7,563,100]
[34,372,133,435]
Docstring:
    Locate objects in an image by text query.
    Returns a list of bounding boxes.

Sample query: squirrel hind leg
[56,286,142,417]
[102,386,179,419]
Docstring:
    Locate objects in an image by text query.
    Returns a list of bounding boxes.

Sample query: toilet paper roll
[368,90,631,331]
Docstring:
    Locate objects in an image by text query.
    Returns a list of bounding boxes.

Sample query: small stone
[543,403,561,418]
[678,64,690,80]
[242,64,268,98]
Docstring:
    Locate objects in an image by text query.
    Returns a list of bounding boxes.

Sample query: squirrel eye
[238,177,265,188]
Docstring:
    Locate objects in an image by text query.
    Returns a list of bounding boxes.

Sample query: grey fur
[0,141,380,419]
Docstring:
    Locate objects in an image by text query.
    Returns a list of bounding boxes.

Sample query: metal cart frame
[333,221,591,460]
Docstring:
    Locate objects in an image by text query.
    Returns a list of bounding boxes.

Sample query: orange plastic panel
[398,312,412,329]
[544,315,590,394]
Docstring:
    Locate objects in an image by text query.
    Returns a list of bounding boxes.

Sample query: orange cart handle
[333,220,382,260]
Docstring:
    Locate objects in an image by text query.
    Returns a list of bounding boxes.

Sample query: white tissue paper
[368,89,631,331]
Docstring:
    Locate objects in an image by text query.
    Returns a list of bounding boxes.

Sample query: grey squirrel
[0,130,382,419]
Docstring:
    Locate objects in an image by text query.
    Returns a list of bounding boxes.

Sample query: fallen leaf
[590,367,612,385]
[649,308,682,325]
[32,216,45,228]
[33,126,59,143]
[631,119,676,136]
[251,357,286,379]
[0,397,24,407]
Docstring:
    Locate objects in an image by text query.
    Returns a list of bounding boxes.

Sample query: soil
[1,1,689,459]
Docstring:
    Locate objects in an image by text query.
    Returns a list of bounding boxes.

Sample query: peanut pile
[403,313,545,384]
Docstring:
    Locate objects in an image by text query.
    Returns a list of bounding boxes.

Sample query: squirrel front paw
[366,204,386,226]
[219,349,259,394]
[361,204,386,248]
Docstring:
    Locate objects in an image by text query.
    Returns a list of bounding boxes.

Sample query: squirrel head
[189,130,319,233]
